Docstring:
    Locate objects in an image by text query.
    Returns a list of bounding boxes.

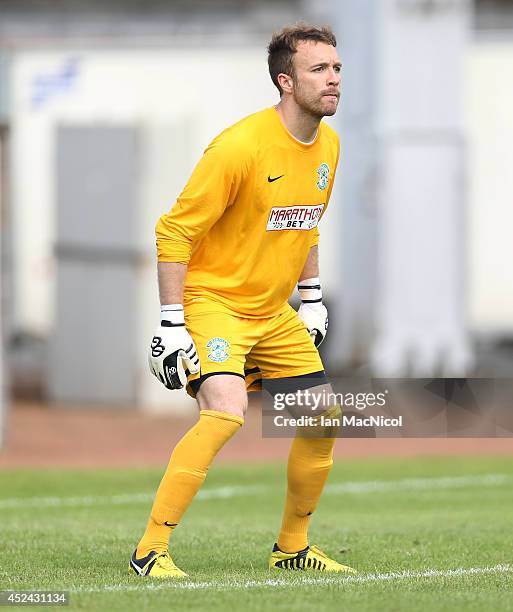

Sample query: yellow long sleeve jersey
[156,106,340,317]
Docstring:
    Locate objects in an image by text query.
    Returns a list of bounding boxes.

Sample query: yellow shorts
[184,301,324,397]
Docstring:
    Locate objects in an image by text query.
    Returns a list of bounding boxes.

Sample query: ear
[277,72,294,95]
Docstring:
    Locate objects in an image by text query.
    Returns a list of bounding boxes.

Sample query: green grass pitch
[1,456,513,611]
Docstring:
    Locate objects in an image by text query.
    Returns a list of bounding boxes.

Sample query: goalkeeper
[130,23,355,578]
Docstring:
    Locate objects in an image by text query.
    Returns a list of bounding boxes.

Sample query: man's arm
[148,261,199,390]
[158,262,187,305]
[299,245,319,281]
[297,245,328,348]
[151,133,249,390]
[156,134,250,266]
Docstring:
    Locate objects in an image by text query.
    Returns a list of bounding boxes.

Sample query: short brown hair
[268,23,337,95]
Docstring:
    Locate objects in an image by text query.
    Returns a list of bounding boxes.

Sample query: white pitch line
[0,474,509,510]
[325,473,510,494]
[0,485,265,510]
[74,564,513,594]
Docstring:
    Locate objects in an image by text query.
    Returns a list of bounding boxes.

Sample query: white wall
[9,47,341,409]
[10,38,513,407]
[10,49,274,332]
[466,39,513,335]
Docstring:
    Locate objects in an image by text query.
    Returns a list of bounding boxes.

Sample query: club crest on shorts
[316,163,330,191]
[206,337,230,363]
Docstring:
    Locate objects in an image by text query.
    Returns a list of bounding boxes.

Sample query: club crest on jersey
[206,337,230,363]
[316,163,330,191]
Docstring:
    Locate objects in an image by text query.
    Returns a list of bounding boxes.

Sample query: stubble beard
[293,84,337,120]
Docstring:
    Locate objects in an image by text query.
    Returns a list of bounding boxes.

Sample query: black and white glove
[297,277,328,348]
[148,304,200,390]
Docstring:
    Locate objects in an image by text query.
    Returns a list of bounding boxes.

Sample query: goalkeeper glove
[148,304,200,390]
[298,277,328,347]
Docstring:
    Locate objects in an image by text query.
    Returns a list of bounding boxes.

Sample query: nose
[327,67,340,87]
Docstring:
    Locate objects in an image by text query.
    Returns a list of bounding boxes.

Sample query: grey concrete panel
[48,258,137,405]
[49,125,138,404]
[56,125,137,251]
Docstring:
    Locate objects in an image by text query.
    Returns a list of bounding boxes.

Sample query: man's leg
[264,383,354,572]
[133,375,247,574]
[270,385,355,572]
[278,435,334,553]
[250,305,355,572]
[277,385,337,553]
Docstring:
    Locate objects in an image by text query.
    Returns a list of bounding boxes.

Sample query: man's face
[289,41,341,118]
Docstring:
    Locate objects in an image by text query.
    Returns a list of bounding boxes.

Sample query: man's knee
[196,374,248,419]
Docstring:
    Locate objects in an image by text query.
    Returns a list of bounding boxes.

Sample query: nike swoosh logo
[164,521,178,527]
[268,174,285,183]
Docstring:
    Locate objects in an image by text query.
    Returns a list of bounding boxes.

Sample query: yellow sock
[277,407,339,553]
[136,409,243,557]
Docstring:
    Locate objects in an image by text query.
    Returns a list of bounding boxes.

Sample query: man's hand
[148,305,200,390]
[297,278,328,347]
